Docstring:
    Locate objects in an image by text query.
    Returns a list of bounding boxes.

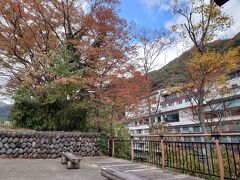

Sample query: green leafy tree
[10,47,91,131]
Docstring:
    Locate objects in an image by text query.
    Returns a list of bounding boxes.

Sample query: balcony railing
[107,133,240,180]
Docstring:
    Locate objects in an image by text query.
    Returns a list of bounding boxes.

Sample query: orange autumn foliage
[0,0,145,123]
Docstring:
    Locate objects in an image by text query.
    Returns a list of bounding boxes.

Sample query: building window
[221,137,228,143]
[177,100,182,104]
[137,130,142,134]
[134,121,137,126]
[193,126,201,133]
[162,104,167,108]
[237,71,240,77]
[185,98,190,103]
[174,127,180,133]
[164,92,177,101]
[168,102,174,106]
[229,70,240,79]
[184,137,191,142]
[231,137,240,143]
[157,116,161,122]
[182,127,189,133]
[231,84,238,89]
[152,107,157,112]
[229,123,240,131]
[230,73,237,79]
[194,137,202,142]
[164,112,179,123]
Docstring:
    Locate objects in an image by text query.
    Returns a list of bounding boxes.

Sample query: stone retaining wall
[0,131,100,159]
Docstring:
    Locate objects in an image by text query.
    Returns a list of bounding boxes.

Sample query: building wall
[126,76,240,136]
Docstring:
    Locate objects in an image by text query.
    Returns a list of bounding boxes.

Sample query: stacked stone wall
[0,131,100,158]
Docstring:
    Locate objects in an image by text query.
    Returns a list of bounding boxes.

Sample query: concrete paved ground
[0,157,107,180]
[0,157,203,180]
[91,157,203,180]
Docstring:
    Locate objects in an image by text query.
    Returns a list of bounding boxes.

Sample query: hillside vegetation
[0,102,11,122]
[149,33,240,89]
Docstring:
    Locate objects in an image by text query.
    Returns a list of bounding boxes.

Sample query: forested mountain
[0,102,11,122]
[149,32,240,89]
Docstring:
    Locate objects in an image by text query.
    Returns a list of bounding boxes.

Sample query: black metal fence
[108,134,240,180]
[220,142,240,179]
[164,141,218,178]
[133,140,161,164]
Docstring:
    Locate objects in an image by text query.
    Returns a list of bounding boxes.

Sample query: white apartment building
[125,70,240,139]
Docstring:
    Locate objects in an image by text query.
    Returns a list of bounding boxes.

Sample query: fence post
[160,135,165,171]
[131,137,134,162]
[213,133,224,180]
[112,139,115,157]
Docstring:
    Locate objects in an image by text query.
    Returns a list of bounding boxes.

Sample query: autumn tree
[0,0,133,90]
[171,0,233,54]
[133,27,173,131]
[0,0,144,131]
[205,86,238,133]
[171,0,235,134]
[98,71,145,136]
[181,49,238,133]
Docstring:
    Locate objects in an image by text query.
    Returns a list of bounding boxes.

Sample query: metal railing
[108,133,240,180]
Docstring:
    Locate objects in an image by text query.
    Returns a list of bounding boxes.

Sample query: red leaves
[0,0,145,122]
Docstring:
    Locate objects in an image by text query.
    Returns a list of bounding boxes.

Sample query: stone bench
[101,167,141,180]
[61,152,81,169]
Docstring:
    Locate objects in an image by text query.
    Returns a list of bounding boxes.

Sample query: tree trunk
[110,108,114,139]
[197,97,208,134]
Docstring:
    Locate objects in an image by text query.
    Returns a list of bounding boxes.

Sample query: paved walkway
[0,158,107,180]
[0,157,203,180]
[91,157,203,180]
